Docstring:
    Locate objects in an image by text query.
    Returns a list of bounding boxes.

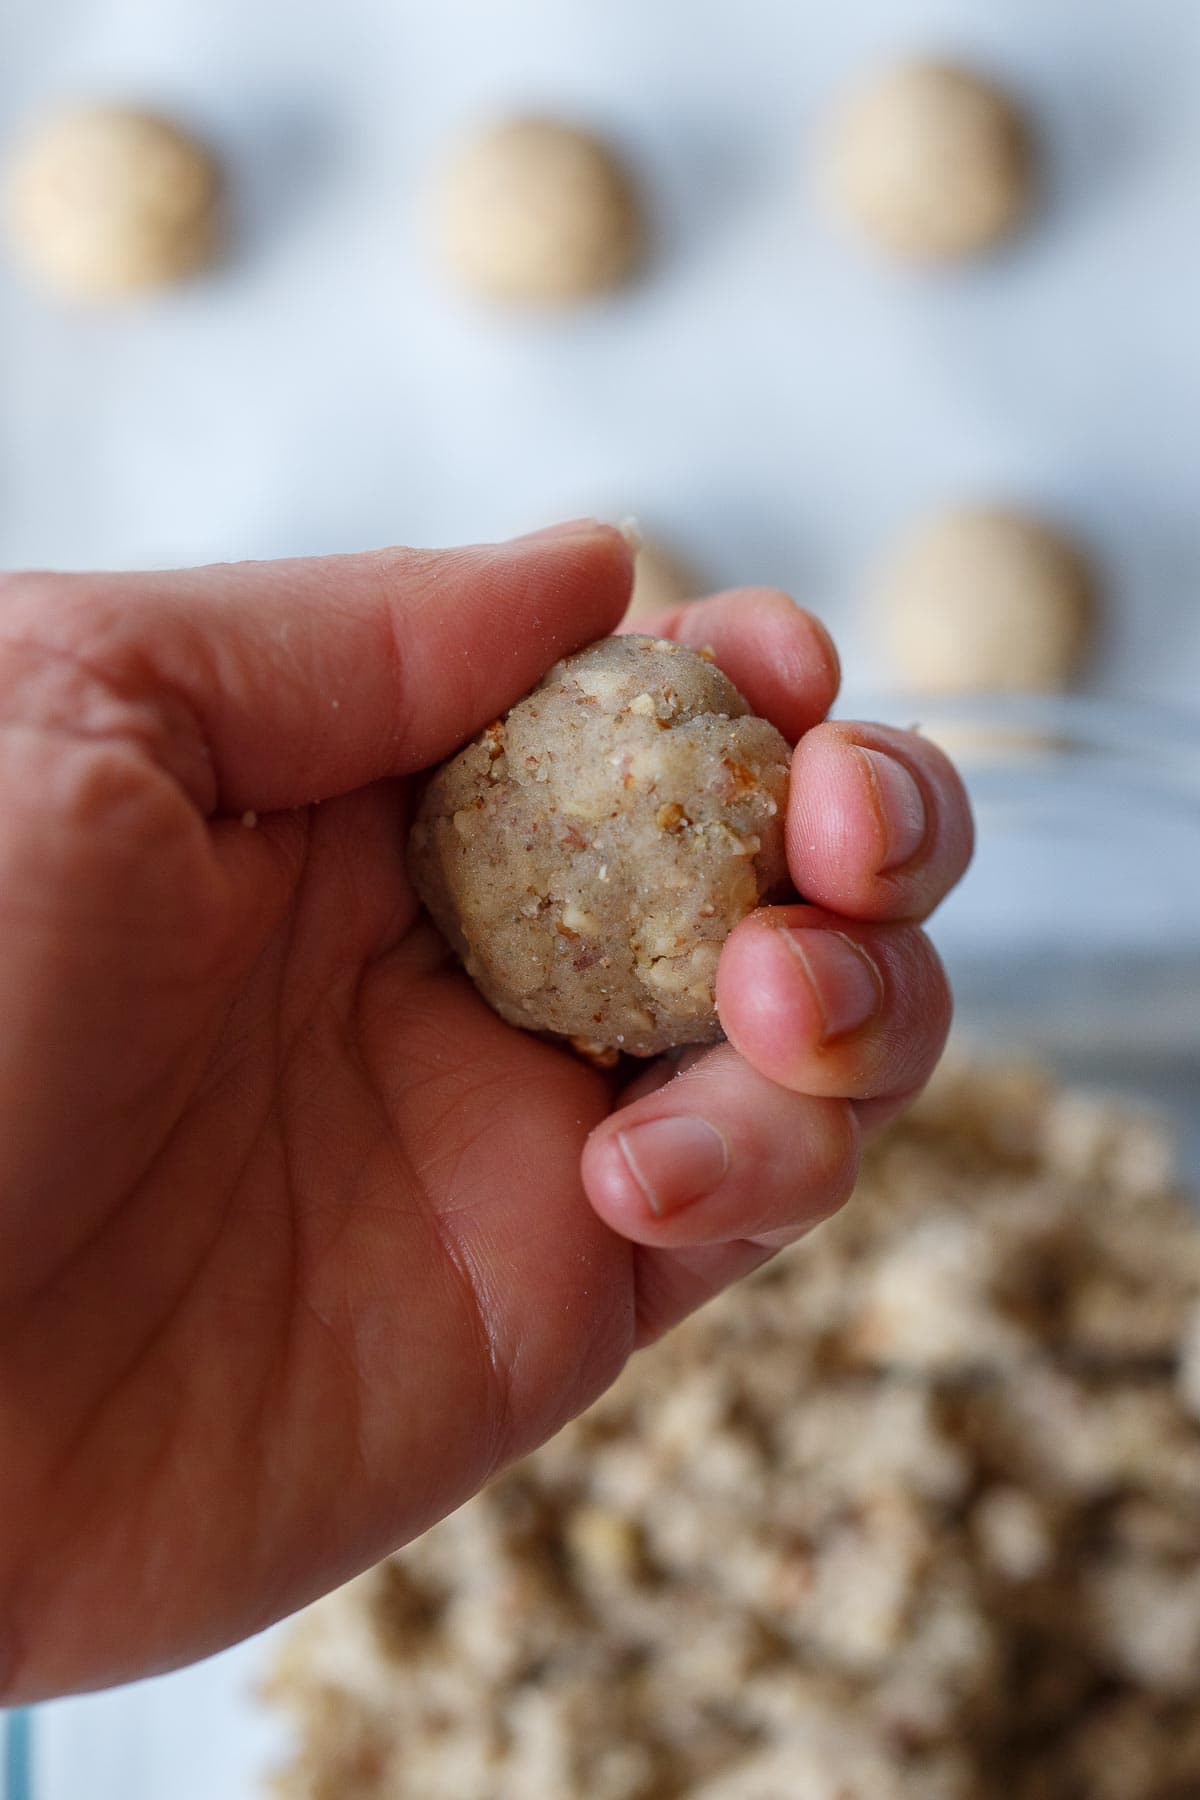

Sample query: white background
[2,0,1200,693]
[3,0,1199,1793]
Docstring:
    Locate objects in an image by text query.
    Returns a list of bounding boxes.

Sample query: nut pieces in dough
[408,635,791,1059]
[270,1064,1200,1799]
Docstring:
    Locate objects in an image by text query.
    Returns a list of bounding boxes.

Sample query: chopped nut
[565,1505,643,1582]
[722,757,759,793]
[569,1036,621,1068]
[270,1062,1200,1800]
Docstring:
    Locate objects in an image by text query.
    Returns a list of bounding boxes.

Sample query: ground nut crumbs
[267,1059,1200,1800]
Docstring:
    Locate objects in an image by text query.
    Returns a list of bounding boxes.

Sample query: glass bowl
[840,691,1200,1178]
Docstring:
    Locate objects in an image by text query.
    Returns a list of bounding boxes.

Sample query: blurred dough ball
[6,105,222,300]
[879,507,1095,694]
[437,116,644,305]
[828,60,1033,262]
[625,539,702,623]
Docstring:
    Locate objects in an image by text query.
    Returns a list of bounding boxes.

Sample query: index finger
[0,523,633,816]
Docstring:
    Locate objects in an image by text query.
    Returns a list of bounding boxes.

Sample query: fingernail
[856,747,927,871]
[780,929,882,1044]
[514,517,603,543]
[617,1116,730,1218]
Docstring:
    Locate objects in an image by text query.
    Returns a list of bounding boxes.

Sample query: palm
[4,764,631,1694]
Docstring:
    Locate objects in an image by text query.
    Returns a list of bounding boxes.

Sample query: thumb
[0,522,633,814]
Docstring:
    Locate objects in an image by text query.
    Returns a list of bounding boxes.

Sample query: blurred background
[2,0,1199,1793]
[3,0,1200,696]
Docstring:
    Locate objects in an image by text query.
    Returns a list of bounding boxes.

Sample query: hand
[0,523,971,1698]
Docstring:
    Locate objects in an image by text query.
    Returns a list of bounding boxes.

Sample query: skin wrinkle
[0,786,254,1309]
[7,1085,186,1317]
[386,983,525,1129]
[395,1113,520,1511]
[239,595,368,791]
[528,1250,636,1444]
[264,800,370,1051]
[632,1239,774,1348]
[428,1207,515,1496]
[37,1102,265,1489]
[323,805,398,970]
[278,943,508,1521]
[206,815,314,997]
[1,812,291,1679]
[0,1051,208,1314]
[329,1012,486,1515]
[0,624,219,814]
[291,1285,372,1496]
[373,571,441,775]
[0,858,216,978]
[1,1116,262,1699]
[385,972,631,1469]
[84,586,235,810]
[0,720,264,1310]
[114,1016,356,1669]
[232,1092,346,1636]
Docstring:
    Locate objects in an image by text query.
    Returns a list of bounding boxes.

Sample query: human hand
[0,523,971,1697]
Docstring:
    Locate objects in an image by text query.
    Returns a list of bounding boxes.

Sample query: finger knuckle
[48,737,180,841]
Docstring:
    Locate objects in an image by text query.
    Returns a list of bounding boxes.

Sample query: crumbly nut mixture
[267,1061,1200,1800]
[408,636,790,1059]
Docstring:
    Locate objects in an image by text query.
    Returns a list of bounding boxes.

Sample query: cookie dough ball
[409,636,791,1059]
[436,116,644,306]
[827,60,1033,263]
[5,105,222,302]
[879,506,1095,693]
[625,539,702,624]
